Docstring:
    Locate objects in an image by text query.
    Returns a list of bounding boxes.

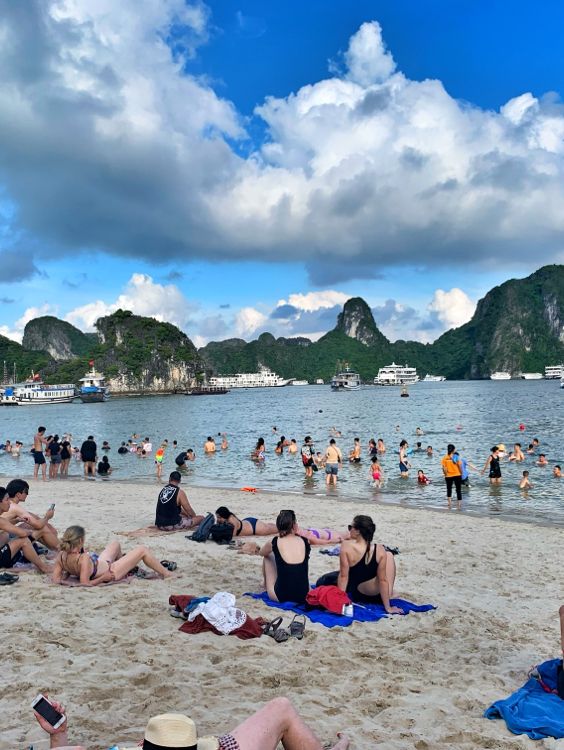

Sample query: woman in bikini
[337,515,403,614]
[52,525,173,585]
[215,507,277,537]
[296,526,350,545]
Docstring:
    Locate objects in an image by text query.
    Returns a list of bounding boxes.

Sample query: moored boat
[520,372,543,380]
[490,372,511,380]
[209,367,292,388]
[545,364,564,379]
[375,363,419,386]
[78,363,110,403]
[0,374,75,405]
[185,386,229,395]
[331,364,361,391]
[422,374,446,382]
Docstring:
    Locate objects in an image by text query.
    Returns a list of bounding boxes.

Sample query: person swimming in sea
[417,469,431,485]
[519,470,532,490]
[369,457,383,488]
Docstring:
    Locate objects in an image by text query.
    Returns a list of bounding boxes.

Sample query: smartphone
[49,503,55,511]
[31,694,65,729]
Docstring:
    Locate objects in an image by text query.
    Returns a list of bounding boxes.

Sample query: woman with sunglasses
[338,515,403,614]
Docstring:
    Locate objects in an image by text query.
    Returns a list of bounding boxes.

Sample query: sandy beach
[2,479,562,750]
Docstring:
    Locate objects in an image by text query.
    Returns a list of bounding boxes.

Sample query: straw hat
[122,713,219,750]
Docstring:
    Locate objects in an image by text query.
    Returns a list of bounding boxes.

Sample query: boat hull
[79,392,110,403]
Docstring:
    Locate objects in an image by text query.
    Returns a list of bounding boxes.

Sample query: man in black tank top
[155,472,205,530]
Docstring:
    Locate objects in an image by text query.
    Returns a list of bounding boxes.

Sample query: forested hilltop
[1,265,563,387]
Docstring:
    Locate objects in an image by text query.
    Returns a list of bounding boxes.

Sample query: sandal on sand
[169,606,186,619]
[134,567,150,578]
[160,560,178,571]
[272,627,290,643]
[290,614,306,639]
[0,572,18,585]
[262,616,283,637]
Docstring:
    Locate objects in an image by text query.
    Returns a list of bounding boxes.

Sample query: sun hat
[121,713,219,750]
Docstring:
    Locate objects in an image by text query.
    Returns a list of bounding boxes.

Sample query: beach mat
[245,591,436,628]
[484,659,564,740]
[117,526,176,538]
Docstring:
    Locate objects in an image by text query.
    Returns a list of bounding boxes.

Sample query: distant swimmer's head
[276,509,297,536]
[169,471,182,484]
[349,515,376,543]
[60,525,85,552]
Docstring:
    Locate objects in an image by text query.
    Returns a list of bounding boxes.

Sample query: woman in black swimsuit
[337,515,403,613]
[215,507,277,537]
[260,510,310,603]
[481,445,502,484]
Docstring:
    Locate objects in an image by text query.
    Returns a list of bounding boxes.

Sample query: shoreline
[4,469,563,530]
[4,480,561,749]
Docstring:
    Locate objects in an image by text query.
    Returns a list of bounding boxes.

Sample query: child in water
[370,457,383,488]
[417,469,431,485]
[519,470,532,490]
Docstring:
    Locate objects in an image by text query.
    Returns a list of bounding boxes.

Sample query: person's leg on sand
[106,545,171,579]
[262,554,278,601]
[9,538,52,574]
[230,697,349,750]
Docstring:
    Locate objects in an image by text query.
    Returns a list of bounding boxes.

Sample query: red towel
[169,594,266,639]
[306,585,351,614]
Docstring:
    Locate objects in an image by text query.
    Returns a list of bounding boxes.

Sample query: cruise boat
[78,364,110,403]
[0,374,75,405]
[490,372,511,380]
[422,374,446,382]
[331,365,361,391]
[545,364,564,379]
[209,367,292,389]
[520,372,543,380]
[374,363,419,386]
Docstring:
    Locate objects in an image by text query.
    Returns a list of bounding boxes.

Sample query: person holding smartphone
[32,695,85,749]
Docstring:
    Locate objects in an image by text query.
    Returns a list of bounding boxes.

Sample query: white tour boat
[490,372,511,380]
[0,375,75,405]
[78,363,111,403]
[290,380,309,386]
[374,363,419,386]
[331,366,361,391]
[315,378,324,385]
[545,364,564,379]
[209,367,292,389]
[520,372,543,380]
[422,374,446,382]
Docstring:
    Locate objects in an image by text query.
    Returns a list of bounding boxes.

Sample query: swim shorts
[325,464,338,476]
[33,451,46,465]
[50,455,62,464]
[399,462,409,473]
[157,517,194,531]
[0,543,14,568]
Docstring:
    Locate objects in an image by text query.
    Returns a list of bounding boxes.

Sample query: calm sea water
[1,380,563,526]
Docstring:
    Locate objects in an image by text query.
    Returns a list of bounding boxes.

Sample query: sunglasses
[347,524,356,531]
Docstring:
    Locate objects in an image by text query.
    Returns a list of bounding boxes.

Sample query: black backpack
[209,522,234,544]
[187,512,215,543]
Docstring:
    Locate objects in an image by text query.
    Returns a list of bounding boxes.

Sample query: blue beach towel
[484,659,564,740]
[245,591,436,628]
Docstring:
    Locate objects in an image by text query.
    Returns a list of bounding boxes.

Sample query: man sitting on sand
[155,471,204,531]
[0,486,52,574]
[32,696,349,750]
[1,479,59,550]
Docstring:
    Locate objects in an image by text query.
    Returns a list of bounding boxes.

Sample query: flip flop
[0,573,18,585]
[272,627,290,643]
[289,614,306,639]
[160,560,178,571]
[262,616,283,637]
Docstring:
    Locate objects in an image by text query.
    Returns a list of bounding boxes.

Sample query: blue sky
[1,0,563,347]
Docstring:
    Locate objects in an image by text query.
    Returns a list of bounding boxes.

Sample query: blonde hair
[60,525,85,553]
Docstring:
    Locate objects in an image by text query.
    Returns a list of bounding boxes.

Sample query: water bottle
[342,603,354,617]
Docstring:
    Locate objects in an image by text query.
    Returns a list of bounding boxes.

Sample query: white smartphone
[31,694,66,729]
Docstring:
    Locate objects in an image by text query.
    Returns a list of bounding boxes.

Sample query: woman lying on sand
[260,509,310,604]
[216,506,277,537]
[337,515,403,614]
[33,696,349,750]
[297,526,350,545]
[52,525,173,585]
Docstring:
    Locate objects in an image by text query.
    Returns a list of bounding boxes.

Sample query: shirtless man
[348,437,361,463]
[33,426,48,481]
[519,470,532,490]
[554,465,562,478]
[325,438,342,486]
[0,489,52,574]
[1,479,59,550]
[509,443,525,462]
[537,454,549,466]
[204,436,216,453]
[155,471,204,530]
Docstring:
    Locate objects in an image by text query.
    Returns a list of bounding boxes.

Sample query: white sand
[2,479,562,750]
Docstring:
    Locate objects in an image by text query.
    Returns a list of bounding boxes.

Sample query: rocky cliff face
[22,316,95,361]
[335,297,390,348]
[94,310,204,393]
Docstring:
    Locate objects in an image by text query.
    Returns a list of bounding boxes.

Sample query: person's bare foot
[332,732,350,749]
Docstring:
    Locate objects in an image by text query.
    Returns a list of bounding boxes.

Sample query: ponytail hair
[352,515,375,543]
[60,525,85,553]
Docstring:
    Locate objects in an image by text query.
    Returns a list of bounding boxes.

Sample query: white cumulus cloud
[0,304,56,343]
[233,307,268,338]
[427,288,476,329]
